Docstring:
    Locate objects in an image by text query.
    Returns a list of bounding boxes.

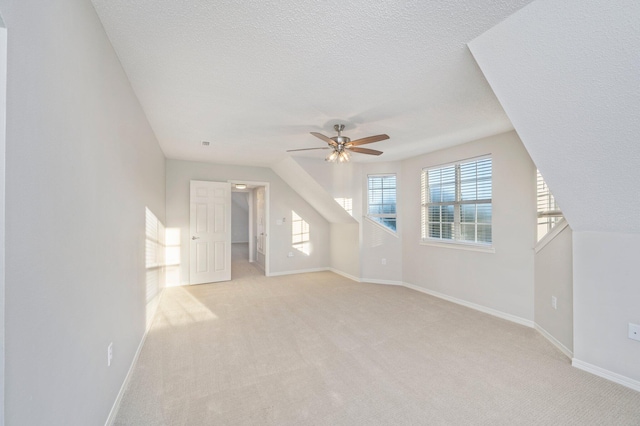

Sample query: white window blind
[367,174,397,232]
[421,157,492,245]
[537,170,563,241]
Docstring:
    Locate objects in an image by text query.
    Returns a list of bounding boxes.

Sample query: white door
[190,180,231,284]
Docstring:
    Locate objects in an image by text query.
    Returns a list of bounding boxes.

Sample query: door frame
[228,180,270,276]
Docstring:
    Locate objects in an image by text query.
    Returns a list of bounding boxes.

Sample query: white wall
[166,159,330,282]
[293,157,363,219]
[329,223,360,279]
[272,157,355,224]
[401,131,536,323]
[535,224,573,355]
[0,1,166,424]
[231,192,249,243]
[573,232,640,385]
[469,0,640,386]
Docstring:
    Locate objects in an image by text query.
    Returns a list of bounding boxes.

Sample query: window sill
[364,216,399,237]
[419,239,495,253]
[534,219,569,253]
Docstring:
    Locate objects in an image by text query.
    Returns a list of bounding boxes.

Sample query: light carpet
[114,244,640,425]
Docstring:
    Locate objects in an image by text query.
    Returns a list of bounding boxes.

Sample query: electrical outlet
[551,296,557,310]
[629,323,640,342]
[107,342,113,367]
[381,258,387,265]
[287,252,294,258]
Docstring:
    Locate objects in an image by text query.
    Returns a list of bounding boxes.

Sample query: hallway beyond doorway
[232,242,263,280]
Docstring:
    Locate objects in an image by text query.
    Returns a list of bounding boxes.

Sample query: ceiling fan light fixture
[288,124,390,163]
[326,150,339,162]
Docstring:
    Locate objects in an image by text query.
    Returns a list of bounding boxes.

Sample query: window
[334,197,353,216]
[291,211,310,255]
[367,174,397,232]
[421,156,492,245]
[537,170,563,241]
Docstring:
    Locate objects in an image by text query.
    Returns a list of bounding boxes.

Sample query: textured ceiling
[91,0,533,166]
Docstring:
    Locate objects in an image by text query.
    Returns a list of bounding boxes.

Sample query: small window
[367,174,397,232]
[421,156,492,245]
[334,197,353,216]
[537,170,563,241]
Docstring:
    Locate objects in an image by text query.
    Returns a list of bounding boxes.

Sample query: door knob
[192,236,199,240]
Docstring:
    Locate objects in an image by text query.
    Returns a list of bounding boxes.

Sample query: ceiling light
[325,145,351,163]
[325,150,339,162]
[235,184,247,189]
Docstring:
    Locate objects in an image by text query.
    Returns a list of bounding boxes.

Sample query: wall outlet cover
[629,323,640,342]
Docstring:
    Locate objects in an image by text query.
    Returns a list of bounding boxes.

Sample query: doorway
[229,181,269,278]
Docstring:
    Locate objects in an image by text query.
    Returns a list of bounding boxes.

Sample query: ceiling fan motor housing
[331,136,351,147]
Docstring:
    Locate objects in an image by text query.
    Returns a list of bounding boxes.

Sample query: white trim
[0,22,6,426]
[364,216,399,237]
[361,278,403,286]
[534,219,569,253]
[328,268,360,282]
[572,359,640,393]
[104,335,146,426]
[534,323,573,359]
[402,281,534,328]
[267,267,328,277]
[419,239,495,253]
[106,289,166,424]
[228,180,270,275]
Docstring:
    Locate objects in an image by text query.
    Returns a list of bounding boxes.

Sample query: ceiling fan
[287,124,390,163]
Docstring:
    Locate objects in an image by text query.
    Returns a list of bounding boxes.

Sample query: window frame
[421,155,493,249]
[536,169,563,242]
[366,173,397,233]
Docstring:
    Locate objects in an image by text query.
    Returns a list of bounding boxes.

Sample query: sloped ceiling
[91,0,533,166]
[469,0,640,233]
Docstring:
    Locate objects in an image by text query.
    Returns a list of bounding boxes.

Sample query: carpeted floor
[114,243,640,425]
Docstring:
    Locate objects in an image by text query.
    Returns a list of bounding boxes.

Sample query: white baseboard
[534,323,573,359]
[267,267,329,277]
[402,281,534,328]
[329,268,360,282]
[361,278,403,286]
[572,359,640,393]
[105,290,164,425]
[105,325,150,425]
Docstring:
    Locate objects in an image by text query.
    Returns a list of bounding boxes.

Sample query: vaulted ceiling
[91,0,534,166]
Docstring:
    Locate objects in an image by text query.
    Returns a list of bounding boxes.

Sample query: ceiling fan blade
[347,147,383,156]
[348,134,390,147]
[310,132,337,146]
[286,147,330,152]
